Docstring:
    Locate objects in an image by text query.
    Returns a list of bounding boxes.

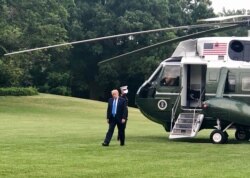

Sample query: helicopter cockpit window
[149,65,162,86]
[160,65,180,86]
[138,65,162,98]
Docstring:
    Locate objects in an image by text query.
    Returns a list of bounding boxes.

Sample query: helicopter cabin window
[225,74,236,93]
[209,72,218,81]
[160,65,180,86]
[229,40,250,62]
[242,78,250,91]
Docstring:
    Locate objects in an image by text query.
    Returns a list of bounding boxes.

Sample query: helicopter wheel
[235,129,250,141]
[210,129,228,144]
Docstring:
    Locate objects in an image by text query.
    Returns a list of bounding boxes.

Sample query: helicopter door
[181,64,206,108]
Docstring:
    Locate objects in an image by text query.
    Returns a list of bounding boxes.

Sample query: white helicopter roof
[197,36,250,43]
[170,36,250,68]
[172,36,250,59]
[198,15,250,22]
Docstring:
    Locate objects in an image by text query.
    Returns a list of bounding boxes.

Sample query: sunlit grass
[0,94,250,178]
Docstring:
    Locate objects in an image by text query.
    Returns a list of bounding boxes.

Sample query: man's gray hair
[111,89,119,95]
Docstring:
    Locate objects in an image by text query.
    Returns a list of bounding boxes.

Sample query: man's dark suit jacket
[107,97,127,122]
[121,95,128,119]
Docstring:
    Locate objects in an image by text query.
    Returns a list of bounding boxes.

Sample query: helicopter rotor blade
[3,21,246,57]
[98,24,240,65]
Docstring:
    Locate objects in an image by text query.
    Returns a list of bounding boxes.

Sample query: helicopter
[2,14,250,144]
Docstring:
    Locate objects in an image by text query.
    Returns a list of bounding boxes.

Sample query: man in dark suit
[117,86,128,141]
[102,89,127,146]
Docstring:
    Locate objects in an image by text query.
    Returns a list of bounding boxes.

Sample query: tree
[0,0,72,94]
[95,0,215,105]
[0,0,217,105]
[217,8,250,37]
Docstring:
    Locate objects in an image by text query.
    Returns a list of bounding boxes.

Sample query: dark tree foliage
[0,0,71,94]
[3,0,245,106]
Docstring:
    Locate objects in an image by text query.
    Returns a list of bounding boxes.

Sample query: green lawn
[0,94,250,178]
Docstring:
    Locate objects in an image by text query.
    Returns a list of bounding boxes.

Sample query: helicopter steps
[169,113,204,139]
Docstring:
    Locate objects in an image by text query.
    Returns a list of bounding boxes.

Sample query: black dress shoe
[120,143,125,146]
[102,142,109,146]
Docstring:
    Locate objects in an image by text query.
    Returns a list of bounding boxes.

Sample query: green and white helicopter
[2,15,250,144]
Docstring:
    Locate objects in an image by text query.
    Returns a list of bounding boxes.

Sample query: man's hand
[122,119,126,124]
[107,119,109,124]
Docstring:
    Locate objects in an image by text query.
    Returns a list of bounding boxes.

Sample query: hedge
[0,87,38,96]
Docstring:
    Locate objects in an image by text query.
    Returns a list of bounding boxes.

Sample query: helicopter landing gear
[210,130,228,144]
[235,129,250,141]
[210,120,233,144]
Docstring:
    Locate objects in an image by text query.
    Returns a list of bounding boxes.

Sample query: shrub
[49,86,71,96]
[0,87,38,96]
[38,84,50,93]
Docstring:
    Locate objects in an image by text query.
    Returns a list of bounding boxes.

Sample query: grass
[0,94,250,178]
